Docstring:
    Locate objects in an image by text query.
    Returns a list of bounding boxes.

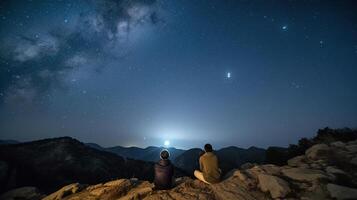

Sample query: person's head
[160,149,170,160]
[204,143,213,152]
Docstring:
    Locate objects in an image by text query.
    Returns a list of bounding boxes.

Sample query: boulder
[232,170,257,188]
[258,174,290,198]
[118,181,153,200]
[346,144,357,153]
[281,168,329,182]
[240,162,255,170]
[246,166,266,180]
[310,163,323,170]
[88,179,132,198]
[305,144,331,160]
[287,155,308,167]
[43,183,83,200]
[347,140,357,145]
[325,166,346,175]
[0,187,43,200]
[350,156,357,166]
[259,164,281,175]
[331,141,345,148]
[232,170,248,181]
[327,183,357,200]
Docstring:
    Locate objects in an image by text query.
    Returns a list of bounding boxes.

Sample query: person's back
[199,151,220,183]
[154,150,174,190]
[194,144,221,184]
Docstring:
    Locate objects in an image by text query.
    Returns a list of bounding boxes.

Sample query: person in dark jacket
[154,149,174,190]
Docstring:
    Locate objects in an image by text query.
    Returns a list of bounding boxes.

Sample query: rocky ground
[1,140,357,200]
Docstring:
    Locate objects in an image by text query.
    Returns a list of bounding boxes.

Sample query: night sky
[0,0,357,149]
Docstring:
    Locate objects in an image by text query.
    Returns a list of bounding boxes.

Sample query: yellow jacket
[199,152,221,183]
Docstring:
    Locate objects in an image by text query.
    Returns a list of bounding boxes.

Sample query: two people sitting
[153,143,221,190]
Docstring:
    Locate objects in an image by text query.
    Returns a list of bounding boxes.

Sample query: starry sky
[0,0,357,149]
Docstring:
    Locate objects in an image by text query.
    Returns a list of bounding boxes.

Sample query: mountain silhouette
[0,137,156,194]
[106,145,185,162]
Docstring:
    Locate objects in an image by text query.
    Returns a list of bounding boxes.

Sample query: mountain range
[0,137,266,194]
[85,142,266,175]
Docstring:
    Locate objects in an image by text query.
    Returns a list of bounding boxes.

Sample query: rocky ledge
[1,140,357,200]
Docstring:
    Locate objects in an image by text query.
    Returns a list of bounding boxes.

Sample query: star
[282,25,288,30]
[227,72,231,79]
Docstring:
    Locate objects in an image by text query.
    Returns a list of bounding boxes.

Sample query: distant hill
[106,146,186,162]
[0,140,19,145]
[71,142,267,176]
[0,137,157,194]
[174,148,203,175]
[85,142,105,151]
[217,146,266,174]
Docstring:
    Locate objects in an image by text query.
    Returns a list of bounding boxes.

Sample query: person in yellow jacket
[194,143,221,184]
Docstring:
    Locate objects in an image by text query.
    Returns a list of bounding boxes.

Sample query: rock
[88,179,132,198]
[240,162,255,170]
[327,183,357,200]
[233,170,248,181]
[315,159,328,167]
[346,144,357,153]
[350,156,357,165]
[259,164,281,175]
[232,170,257,188]
[302,182,330,200]
[347,140,357,145]
[331,141,345,148]
[245,164,281,180]
[281,168,329,182]
[258,174,290,198]
[288,155,308,167]
[43,183,83,200]
[174,176,191,186]
[305,144,331,160]
[246,166,266,180]
[310,163,323,169]
[118,181,153,200]
[0,187,43,200]
[0,161,8,183]
[211,176,267,200]
[325,166,346,175]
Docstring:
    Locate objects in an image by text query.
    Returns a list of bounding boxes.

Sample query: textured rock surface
[43,183,83,200]
[258,174,290,198]
[327,183,357,200]
[287,155,308,167]
[0,187,44,200]
[281,168,329,182]
[305,144,331,160]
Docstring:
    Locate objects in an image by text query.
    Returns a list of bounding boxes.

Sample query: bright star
[227,72,231,79]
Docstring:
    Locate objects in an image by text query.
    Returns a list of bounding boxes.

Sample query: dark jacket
[154,159,174,190]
